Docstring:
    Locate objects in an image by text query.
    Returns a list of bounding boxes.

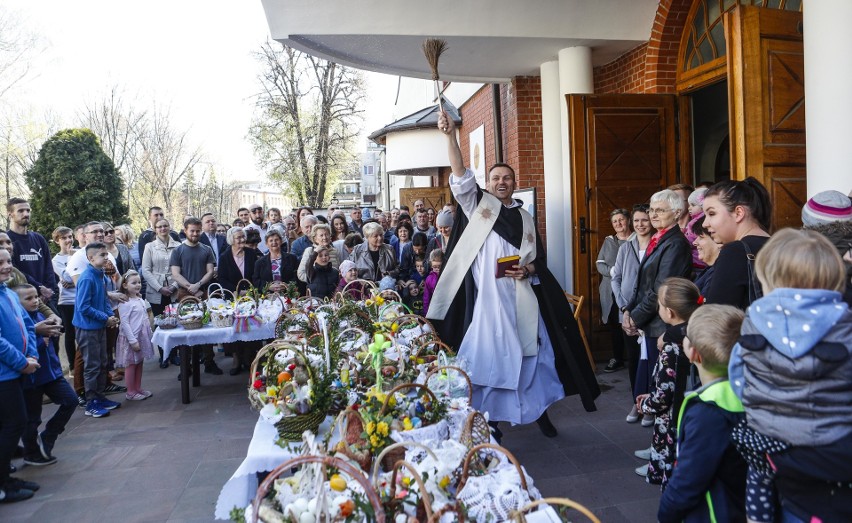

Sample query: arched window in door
[677,0,803,91]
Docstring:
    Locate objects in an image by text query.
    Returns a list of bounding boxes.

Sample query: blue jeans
[76,327,107,400]
[23,378,77,457]
[0,378,27,485]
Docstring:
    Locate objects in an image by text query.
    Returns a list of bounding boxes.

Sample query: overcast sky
[3,0,397,182]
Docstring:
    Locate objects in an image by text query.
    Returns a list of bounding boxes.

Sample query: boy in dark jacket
[658,304,747,523]
[306,246,337,299]
[15,285,76,466]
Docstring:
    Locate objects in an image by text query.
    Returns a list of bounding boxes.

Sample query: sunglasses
[104,229,115,234]
[87,229,105,235]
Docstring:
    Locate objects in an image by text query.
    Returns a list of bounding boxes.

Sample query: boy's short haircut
[429,249,444,263]
[755,228,846,293]
[13,283,36,294]
[183,216,201,229]
[343,233,363,249]
[314,245,330,255]
[85,242,107,256]
[686,304,744,376]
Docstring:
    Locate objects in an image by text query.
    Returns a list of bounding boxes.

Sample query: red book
[496,255,520,278]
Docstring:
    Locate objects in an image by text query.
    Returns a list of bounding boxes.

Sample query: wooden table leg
[179,345,191,404]
[191,347,201,387]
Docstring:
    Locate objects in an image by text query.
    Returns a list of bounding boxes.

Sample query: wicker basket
[371,440,438,481]
[510,498,601,523]
[426,365,473,403]
[251,455,386,523]
[177,296,205,330]
[247,340,303,411]
[155,312,179,329]
[383,458,435,522]
[207,284,235,327]
[331,408,373,472]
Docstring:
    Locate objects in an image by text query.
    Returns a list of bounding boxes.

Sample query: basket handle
[206,282,223,297]
[458,443,529,494]
[370,440,438,484]
[387,459,434,521]
[426,365,473,403]
[251,454,385,523]
[235,278,253,295]
[413,339,455,358]
[510,498,601,523]
[429,504,466,523]
[379,382,438,417]
[249,340,304,384]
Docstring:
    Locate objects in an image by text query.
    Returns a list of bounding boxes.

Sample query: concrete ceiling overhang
[261,0,659,82]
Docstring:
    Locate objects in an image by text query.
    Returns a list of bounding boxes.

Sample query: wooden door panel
[727,6,806,231]
[398,187,453,213]
[568,94,680,361]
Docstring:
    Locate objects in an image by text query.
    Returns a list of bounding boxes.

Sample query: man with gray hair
[290,215,318,260]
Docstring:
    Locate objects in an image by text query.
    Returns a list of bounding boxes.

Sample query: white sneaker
[634,447,652,460]
[626,405,640,423]
[635,464,649,477]
[641,414,655,427]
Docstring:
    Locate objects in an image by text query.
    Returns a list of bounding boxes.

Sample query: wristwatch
[521,266,530,279]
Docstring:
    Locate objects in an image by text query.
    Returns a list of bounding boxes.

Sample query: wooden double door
[570,6,805,360]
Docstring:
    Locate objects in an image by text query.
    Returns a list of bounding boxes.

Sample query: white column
[540,60,566,289]
[804,0,852,196]
[558,47,594,293]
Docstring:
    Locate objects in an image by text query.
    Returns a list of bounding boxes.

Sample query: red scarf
[645,226,671,257]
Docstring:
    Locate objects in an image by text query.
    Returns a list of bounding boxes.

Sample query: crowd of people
[595,179,852,521]
[0,192,465,503]
[0,132,850,521]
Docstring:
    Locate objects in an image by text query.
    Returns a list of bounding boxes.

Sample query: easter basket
[510,498,601,523]
[329,408,373,472]
[154,304,179,329]
[382,383,448,453]
[250,454,385,523]
[177,296,205,330]
[206,284,235,328]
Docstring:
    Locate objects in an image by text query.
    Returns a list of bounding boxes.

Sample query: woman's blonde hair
[755,228,846,293]
[116,224,136,246]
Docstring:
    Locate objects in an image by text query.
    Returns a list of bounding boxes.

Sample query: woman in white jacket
[141,219,181,368]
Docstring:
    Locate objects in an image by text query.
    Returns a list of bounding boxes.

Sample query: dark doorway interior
[690,80,730,185]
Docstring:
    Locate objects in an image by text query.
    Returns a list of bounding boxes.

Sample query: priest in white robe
[427,110,600,439]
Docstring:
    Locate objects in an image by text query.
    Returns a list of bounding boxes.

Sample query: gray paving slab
[1,355,661,522]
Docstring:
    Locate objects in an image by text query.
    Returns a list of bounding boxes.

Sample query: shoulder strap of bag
[740,240,763,303]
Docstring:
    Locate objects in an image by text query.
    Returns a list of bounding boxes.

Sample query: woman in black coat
[253,229,298,292]
[624,189,692,407]
[217,227,259,294]
[216,227,260,375]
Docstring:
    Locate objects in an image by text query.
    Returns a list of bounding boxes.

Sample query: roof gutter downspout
[492,83,503,164]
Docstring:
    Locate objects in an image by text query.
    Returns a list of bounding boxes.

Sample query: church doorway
[689,79,730,185]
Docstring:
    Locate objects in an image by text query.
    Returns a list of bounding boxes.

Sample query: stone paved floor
[1,355,660,522]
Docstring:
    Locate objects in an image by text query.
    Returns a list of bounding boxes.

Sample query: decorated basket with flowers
[249,441,385,523]
[248,341,333,441]
[154,303,179,329]
[207,284,236,328]
[177,296,206,330]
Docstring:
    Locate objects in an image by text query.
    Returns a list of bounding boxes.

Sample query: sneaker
[626,405,640,423]
[634,447,652,460]
[603,358,625,373]
[204,363,223,375]
[125,392,147,401]
[5,477,39,492]
[98,398,121,410]
[635,464,649,477]
[139,390,153,399]
[23,454,57,467]
[103,383,127,394]
[84,400,110,418]
[0,486,34,503]
[37,432,53,461]
[641,414,656,427]
[76,394,87,408]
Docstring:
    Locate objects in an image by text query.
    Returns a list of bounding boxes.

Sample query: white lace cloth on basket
[456,463,542,522]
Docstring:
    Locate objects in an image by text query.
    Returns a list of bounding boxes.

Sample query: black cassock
[431,188,600,412]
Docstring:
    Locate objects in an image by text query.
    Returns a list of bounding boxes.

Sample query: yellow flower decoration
[402,417,413,431]
[365,299,374,307]
[377,421,389,436]
[438,476,450,489]
[375,296,385,305]
[365,421,376,434]
[370,434,380,447]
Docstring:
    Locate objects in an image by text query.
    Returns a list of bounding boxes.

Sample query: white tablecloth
[151,322,276,360]
[214,416,333,520]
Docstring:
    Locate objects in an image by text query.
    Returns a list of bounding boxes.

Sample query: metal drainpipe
[492,83,504,164]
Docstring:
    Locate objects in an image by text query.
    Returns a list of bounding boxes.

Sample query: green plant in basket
[358,388,396,454]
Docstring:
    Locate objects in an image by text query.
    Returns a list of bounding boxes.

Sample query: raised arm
[438,109,465,177]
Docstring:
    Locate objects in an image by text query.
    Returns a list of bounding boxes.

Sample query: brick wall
[594,0,693,94]
[454,79,548,245]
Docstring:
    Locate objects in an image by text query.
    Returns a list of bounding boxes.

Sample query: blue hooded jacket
[0,284,38,381]
[73,263,114,330]
[23,310,64,388]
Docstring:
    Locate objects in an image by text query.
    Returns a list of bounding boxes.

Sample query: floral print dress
[638,322,690,487]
